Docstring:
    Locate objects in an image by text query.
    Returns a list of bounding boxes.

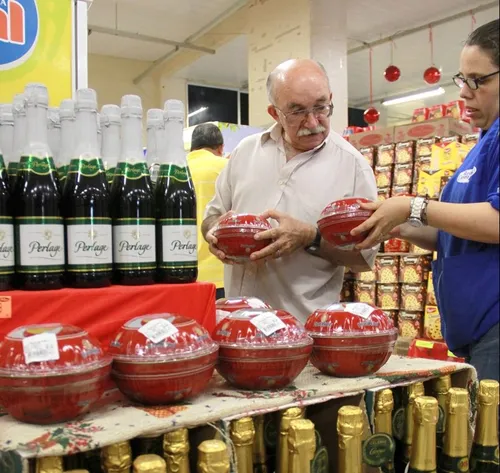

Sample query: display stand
[0,356,476,472]
[0,283,216,347]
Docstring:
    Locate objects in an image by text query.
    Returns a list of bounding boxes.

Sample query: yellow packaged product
[417,169,443,199]
[424,306,443,341]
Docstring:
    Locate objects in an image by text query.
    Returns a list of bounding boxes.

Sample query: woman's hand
[351,197,412,249]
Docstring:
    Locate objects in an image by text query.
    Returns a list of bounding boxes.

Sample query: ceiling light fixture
[382,87,445,106]
[187,107,208,118]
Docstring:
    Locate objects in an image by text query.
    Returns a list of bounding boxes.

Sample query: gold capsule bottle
[374,389,396,473]
[230,417,255,473]
[132,454,166,473]
[438,388,470,473]
[252,415,268,473]
[470,380,499,472]
[337,405,364,473]
[276,407,303,473]
[163,428,190,473]
[101,441,132,473]
[287,419,316,473]
[35,457,64,473]
[197,440,229,473]
[431,375,452,462]
[404,382,426,464]
[408,396,438,473]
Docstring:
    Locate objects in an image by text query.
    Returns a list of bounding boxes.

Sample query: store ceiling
[88,0,498,113]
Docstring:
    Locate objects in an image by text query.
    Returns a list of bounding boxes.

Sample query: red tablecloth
[0,283,216,347]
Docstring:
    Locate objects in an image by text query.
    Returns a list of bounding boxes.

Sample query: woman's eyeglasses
[453,70,500,90]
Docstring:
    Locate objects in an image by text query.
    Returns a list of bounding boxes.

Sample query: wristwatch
[407,196,429,227]
[305,228,322,255]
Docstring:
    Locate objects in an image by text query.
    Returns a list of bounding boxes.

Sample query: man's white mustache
[297,125,326,136]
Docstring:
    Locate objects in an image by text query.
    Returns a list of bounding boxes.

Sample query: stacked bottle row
[0,84,197,291]
[30,379,499,472]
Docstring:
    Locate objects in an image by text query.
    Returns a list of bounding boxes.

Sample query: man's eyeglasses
[275,103,334,125]
[452,70,500,90]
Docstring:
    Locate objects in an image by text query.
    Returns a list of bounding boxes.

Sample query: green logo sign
[7,162,18,177]
[311,446,329,473]
[362,433,395,467]
[68,158,105,177]
[392,407,405,441]
[115,161,149,180]
[159,163,190,182]
[439,454,469,472]
[19,156,56,175]
[58,164,69,181]
[106,167,116,182]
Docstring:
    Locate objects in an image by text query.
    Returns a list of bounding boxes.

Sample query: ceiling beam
[133,0,249,85]
[88,25,216,55]
[348,1,497,55]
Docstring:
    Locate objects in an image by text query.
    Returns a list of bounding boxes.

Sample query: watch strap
[305,227,322,254]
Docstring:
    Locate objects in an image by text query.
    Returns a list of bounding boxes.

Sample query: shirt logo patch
[456,166,477,184]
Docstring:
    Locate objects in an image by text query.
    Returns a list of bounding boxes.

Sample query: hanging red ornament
[424,25,441,85]
[364,48,380,125]
[384,65,401,82]
[364,107,380,125]
[423,66,441,84]
[384,41,400,82]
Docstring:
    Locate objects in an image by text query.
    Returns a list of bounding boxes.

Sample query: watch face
[408,218,423,228]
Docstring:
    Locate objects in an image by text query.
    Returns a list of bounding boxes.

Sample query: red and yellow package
[445,100,465,120]
[401,283,427,312]
[461,133,480,151]
[399,255,432,284]
[424,306,443,341]
[384,238,410,253]
[395,141,415,164]
[341,279,355,303]
[354,281,376,305]
[359,147,375,168]
[391,184,412,197]
[426,272,437,306]
[356,270,376,283]
[398,311,424,340]
[376,255,400,283]
[416,138,436,157]
[375,165,393,188]
[417,169,444,199]
[428,104,447,120]
[377,283,400,310]
[393,163,414,186]
[377,144,396,166]
[377,187,391,202]
[409,244,432,255]
[412,108,430,123]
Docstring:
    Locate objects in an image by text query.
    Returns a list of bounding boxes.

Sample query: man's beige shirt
[204,124,378,322]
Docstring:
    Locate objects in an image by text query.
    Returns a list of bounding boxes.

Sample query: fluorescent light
[187,106,208,118]
[382,87,445,106]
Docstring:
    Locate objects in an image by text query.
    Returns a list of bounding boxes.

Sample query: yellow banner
[0,0,73,106]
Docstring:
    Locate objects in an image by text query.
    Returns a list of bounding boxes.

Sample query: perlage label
[162,225,197,263]
[113,224,156,264]
[139,318,179,343]
[0,223,15,267]
[347,302,374,319]
[23,333,60,364]
[67,224,113,265]
[251,312,286,336]
[18,224,65,267]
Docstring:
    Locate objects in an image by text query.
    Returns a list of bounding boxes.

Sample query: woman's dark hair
[465,19,499,68]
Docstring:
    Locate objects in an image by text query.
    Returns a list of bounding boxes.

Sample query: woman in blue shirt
[352,19,499,382]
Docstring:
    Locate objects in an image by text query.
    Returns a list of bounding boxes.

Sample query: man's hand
[204,211,238,265]
[250,209,316,261]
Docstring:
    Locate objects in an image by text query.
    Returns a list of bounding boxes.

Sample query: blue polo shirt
[432,117,499,355]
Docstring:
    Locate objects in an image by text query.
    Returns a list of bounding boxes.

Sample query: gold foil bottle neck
[230,417,255,447]
[133,454,167,473]
[36,456,64,473]
[64,470,90,473]
[164,428,189,445]
[477,379,500,406]
[337,406,364,436]
[431,374,452,395]
[375,389,394,413]
[101,441,133,471]
[413,396,439,425]
[279,408,304,434]
[407,382,425,403]
[197,440,230,473]
[447,387,469,414]
[288,419,315,455]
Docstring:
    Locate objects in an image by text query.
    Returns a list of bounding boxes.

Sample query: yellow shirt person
[187,124,227,292]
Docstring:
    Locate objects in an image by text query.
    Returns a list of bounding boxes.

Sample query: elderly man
[202,59,377,321]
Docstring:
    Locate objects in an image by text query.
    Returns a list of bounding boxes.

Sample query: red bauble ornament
[364,107,380,125]
[384,65,401,82]
[423,66,441,84]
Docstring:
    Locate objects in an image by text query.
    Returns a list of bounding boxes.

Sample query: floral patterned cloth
[0,356,476,472]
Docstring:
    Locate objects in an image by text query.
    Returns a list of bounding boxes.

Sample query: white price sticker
[250,312,286,336]
[22,333,60,364]
[346,303,374,319]
[216,309,231,325]
[139,318,178,343]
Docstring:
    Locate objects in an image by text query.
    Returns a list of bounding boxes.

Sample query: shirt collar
[261,123,329,152]
[187,149,216,161]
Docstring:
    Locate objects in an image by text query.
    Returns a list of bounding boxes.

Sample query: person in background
[352,19,499,382]
[187,123,227,299]
[201,58,378,322]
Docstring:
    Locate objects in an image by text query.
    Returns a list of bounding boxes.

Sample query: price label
[22,333,60,364]
[139,318,178,343]
[250,312,286,336]
[346,303,374,319]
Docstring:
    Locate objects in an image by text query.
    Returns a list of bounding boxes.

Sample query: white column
[74,0,89,91]
[310,0,348,134]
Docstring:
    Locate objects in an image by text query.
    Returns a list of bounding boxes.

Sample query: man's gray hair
[266,59,331,104]
[190,123,224,151]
